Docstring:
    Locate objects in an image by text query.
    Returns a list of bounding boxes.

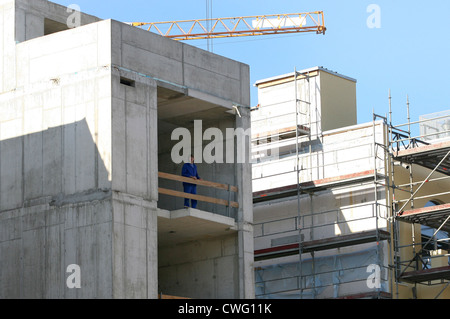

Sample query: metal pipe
[393,113,450,128]
[397,175,450,188]
[392,128,450,143]
[434,282,450,299]
[407,95,411,148]
[395,190,450,203]
[294,68,303,299]
[397,150,450,214]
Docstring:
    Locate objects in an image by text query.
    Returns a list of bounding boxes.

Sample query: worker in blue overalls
[182,155,201,208]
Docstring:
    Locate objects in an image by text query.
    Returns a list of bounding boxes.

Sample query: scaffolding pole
[294,68,303,299]
[388,101,450,298]
[373,112,392,299]
[253,79,395,299]
[295,67,314,299]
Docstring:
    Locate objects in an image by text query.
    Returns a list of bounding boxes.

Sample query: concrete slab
[158,208,237,247]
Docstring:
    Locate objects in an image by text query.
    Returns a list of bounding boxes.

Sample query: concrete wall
[1,1,253,299]
[15,0,100,42]
[110,68,158,201]
[111,20,249,108]
[111,16,250,216]
[159,234,239,299]
[0,13,158,299]
[111,194,158,299]
[0,0,15,93]
[1,20,113,211]
[110,19,253,299]
[1,17,122,298]
[0,198,114,298]
[0,0,100,92]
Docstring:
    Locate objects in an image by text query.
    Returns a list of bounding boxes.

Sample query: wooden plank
[254,230,390,260]
[158,188,239,208]
[252,126,297,139]
[158,172,238,192]
[301,170,375,188]
[253,170,375,198]
[159,294,191,299]
[400,203,450,217]
[401,266,450,283]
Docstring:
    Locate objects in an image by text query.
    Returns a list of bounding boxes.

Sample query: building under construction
[1,0,449,300]
[251,67,450,299]
[0,0,253,299]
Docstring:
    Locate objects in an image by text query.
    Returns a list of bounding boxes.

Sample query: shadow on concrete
[0,119,111,299]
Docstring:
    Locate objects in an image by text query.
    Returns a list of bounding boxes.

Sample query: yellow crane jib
[130,11,326,41]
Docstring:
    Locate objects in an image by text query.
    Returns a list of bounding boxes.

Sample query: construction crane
[130,11,326,41]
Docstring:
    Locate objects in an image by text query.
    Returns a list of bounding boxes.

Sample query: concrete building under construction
[0,0,253,299]
[251,67,450,299]
[1,0,449,300]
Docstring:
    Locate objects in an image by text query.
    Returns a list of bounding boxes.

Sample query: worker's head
[190,155,195,164]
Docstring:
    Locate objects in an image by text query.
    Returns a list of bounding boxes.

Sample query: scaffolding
[386,98,450,299]
[252,69,392,299]
[252,68,450,298]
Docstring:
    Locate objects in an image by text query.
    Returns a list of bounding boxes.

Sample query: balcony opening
[156,86,240,218]
[155,85,243,299]
[44,18,69,36]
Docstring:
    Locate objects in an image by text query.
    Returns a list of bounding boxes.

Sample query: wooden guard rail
[158,172,239,208]
[159,293,190,299]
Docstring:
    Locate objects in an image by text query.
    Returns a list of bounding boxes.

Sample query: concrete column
[235,107,255,299]
[111,194,158,299]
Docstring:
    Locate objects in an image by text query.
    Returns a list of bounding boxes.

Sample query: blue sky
[53,0,450,126]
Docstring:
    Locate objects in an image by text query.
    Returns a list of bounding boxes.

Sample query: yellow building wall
[319,71,357,132]
[392,165,450,299]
